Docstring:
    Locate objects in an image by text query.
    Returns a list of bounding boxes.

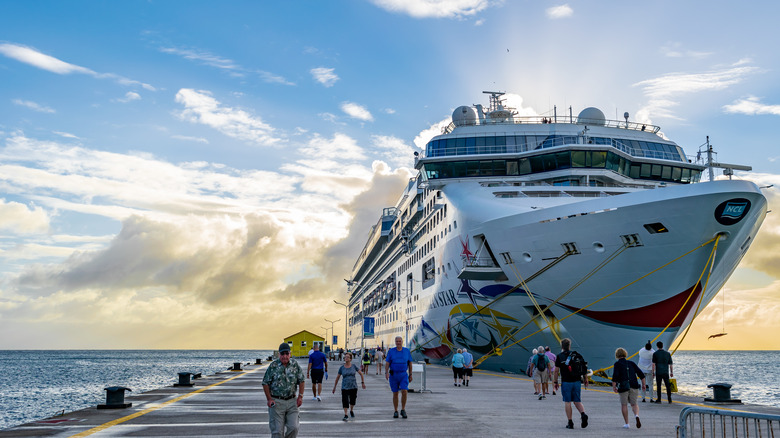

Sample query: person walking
[374,347,384,375]
[611,347,646,429]
[385,336,413,419]
[553,338,589,429]
[331,351,366,421]
[652,341,674,403]
[532,345,550,400]
[462,348,474,387]
[544,346,557,396]
[306,343,328,401]
[361,350,371,374]
[637,340,655,402]
[262,343,305,438]
[451,348,465,387]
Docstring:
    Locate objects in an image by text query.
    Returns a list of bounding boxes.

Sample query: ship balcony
[457,257,508,281]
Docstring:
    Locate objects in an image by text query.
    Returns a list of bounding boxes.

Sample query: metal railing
[677,406,780,437]
[442,115,661,134]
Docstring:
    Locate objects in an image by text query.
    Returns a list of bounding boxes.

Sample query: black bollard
[705,383,741,404]
[174,372,194,387]
[97,386,132,409]
[255,358,262,364]
[232,362,242,371]
[193,373,202,379]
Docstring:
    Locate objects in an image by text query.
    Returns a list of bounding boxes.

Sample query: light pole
[333,301,348,351]
[325,318,340,351]
[320,326,331,348]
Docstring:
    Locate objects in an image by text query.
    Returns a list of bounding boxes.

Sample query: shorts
[619,388,638,406]
[452,366,464,379]
[533,369,549,384]
[464,368,473,377]
[341,388,357,408]
[388,371,409,392]
[310,369,324,384]
[561,381,582,403]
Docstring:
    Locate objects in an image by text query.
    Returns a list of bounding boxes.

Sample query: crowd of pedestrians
[262,336,675,436]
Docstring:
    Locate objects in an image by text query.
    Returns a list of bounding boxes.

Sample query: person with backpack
[532,345,550,400]
[553,338,589,429]
[611,347,646,429]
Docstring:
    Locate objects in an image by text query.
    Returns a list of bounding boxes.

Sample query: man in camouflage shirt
[263,343,305,438]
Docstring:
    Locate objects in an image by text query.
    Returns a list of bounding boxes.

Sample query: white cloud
[633,62,759,123]
[723,96,780,116]
[0,199,50,234]
[372,135,417,169]
[171,135,210,144]
[114,91,141,103]
[175,88,282,146]
[371,0,492,18]
[340,102,374,121]
[310,67,339,87]
[660,42,712,59]
[0,43,156,91]
[546,4,573,19]
[160,46,295,85]
[12,99,55,113]
[299,133,366,162]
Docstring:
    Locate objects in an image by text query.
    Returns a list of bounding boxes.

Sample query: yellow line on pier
[71,367,263,437]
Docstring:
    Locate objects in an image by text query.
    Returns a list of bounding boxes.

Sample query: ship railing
[423,138,681,161]
[677,406,780,437]
[442,115,660,134]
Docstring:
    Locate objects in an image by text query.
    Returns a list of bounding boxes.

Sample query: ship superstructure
[344,91,767,374]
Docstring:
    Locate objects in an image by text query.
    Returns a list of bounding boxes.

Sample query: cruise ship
[344,91,767,374]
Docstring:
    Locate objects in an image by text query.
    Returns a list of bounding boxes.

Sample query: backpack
[535,353,547,372]
[566,351,588,377]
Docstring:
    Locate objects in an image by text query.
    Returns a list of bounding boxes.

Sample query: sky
[1,0,780,351]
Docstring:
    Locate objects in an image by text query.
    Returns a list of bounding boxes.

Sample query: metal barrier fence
[677,406,780,437]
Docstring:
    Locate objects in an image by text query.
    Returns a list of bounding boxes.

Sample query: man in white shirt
[637,341,655,402]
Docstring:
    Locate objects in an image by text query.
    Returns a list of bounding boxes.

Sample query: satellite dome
[577,107,606,126]
[452,105,478,126]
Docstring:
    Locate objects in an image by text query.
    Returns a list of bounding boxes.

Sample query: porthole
[593,242,605,253]
[522,252,532,262]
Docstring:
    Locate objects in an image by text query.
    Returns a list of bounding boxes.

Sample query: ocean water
[0,350,273,430]
[0,350,776,430]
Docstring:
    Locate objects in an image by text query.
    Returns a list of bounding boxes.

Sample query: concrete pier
[2,359,779,437]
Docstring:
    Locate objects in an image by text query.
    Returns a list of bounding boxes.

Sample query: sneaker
[350,410,355,418]
[342,415,348,422]
[668,398,673,404]
[565,421,574,429]
[581,412,588,428]
[400,409,407,419]
[622,424,630,429]
[653,400,661,404]
[312,396,317,401]
[642,398,646,402]
[636,416,642,428]
[316,396,322,401]
[458,383,461,387]
[393,411,399,418]
[465,381,469,386]
[552,391,556,395]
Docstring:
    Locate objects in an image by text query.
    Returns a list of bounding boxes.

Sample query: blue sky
[1,0,780,350]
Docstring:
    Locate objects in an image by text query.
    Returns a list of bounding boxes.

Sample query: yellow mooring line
[70,366,263,437]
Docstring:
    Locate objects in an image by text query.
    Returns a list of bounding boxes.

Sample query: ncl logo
[721,201,748,219]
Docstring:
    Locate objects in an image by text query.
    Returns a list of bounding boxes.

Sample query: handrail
[677,406,780,437]
[443,115,661,134]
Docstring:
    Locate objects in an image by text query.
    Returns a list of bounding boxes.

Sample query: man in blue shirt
[385,336,413,418]
[307,344,328,401]
[462,348,474,387]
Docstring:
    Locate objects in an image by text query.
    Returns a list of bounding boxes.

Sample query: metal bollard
[97,386,132,409]
[174,372,194,387]
[705,383,741,404]
[232,362,242,371]
[255,358,262,364]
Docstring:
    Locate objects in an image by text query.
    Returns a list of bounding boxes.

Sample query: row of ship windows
[422,150,703,184]
[425,135,684,162]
